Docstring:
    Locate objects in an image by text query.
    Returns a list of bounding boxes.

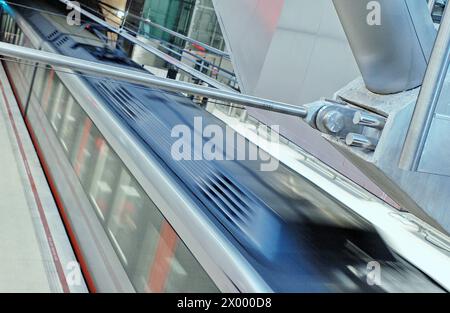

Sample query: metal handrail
[96,4,237,84]
[0,41,307,118]
[95,1,238,89]
[4,1,239,90]
[160,41,235,77]
[98,0,229,58]
[61,0,233,91]
[157,42,235,80]
[399,3,450,170]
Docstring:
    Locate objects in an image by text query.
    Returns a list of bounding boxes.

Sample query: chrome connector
[345,133,378,151]
[353,111,386,130]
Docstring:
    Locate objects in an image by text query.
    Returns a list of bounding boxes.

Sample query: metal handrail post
[399,3,450,170]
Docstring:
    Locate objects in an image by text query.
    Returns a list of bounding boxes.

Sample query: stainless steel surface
[315,77,450,236]
[61,0,232,91]
[333,0,436,94]
[400,3,450,171]
[353,111,386,130]
[0,41,308,118]
[323,111,345,134]
[315,104,363,138]
[345,133,378,151]
[418,115,450,175]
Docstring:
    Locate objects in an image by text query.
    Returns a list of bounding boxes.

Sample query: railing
[98,1,228,58]
[59,0,234,91]
[88,0,239,90]
[94,2,239,90]
[0,41,307,118]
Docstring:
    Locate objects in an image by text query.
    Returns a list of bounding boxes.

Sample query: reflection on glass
[88,141,121,221]
[58,96,83,155]
[165,240,219,293]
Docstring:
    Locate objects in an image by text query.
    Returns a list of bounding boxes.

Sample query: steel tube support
[333,0,436,94]
[0,42,307,118]
[399,3,450,170]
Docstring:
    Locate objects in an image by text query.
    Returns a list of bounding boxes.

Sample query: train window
[138,221,218,293]
[33,66,50,100]
[22,61,35,85]
[105,168,157,266]
[129,211,164,292]
[88,141,123,221]
[42,74,61,116]
[58,96,83,156]
[73,119,102,189]
[48,82,68,132]
[93,159,218,293]
[164,241,219,293]
[5,15,34,86]
[26,69,220,291]
[37,67,55,107]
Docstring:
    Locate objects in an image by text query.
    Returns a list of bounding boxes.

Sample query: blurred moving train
[0,1,445,292]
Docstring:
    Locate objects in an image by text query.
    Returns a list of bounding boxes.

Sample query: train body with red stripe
[0,0,445,292]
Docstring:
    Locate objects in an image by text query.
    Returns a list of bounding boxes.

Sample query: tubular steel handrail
[399,3,450,170]
[96,3,237,86]
[97,0,229,58]
[0,41,307,118]
[61,0,233,91]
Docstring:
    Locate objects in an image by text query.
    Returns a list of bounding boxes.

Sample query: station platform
[0,63,87,293]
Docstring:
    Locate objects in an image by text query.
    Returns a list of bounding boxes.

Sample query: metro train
[0,1,445,292]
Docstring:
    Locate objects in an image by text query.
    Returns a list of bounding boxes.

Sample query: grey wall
[213,0,359,102]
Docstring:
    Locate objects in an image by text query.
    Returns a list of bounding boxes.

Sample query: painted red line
[0,80,70,293]
[3,62,98,292]
[7,62,128,292]
[2,64,24,113]
[25,95,120,292]
[147,221,178,293]
[15,69,120,292]
[23,115,97,293]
